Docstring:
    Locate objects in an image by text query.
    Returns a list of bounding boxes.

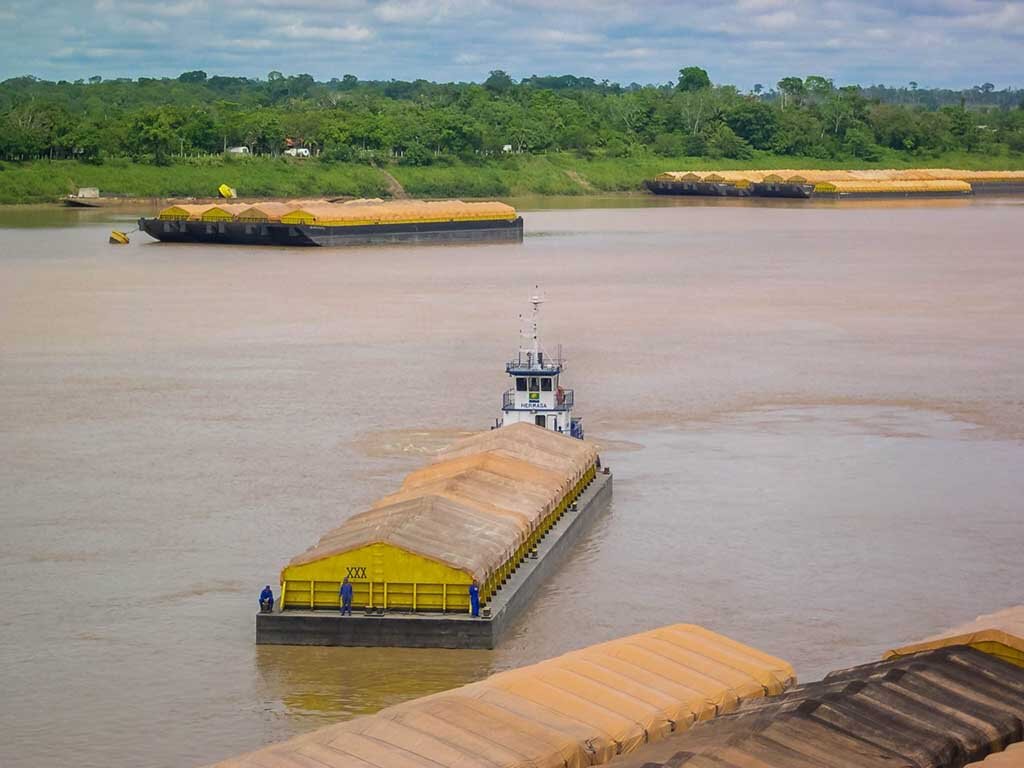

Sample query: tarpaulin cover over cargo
[885,604,1024,669]
[614,644,1024,768]
[655,169,1024,184]
[968,743,1024,767]
[211,623,796,768]
[652,168,1023,194]
[157,198,518,226]
[279,423,599,612]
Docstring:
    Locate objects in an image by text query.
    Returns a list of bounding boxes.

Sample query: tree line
[1,67,1022,165]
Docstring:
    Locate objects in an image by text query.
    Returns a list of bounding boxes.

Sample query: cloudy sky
[0,0,1020,89]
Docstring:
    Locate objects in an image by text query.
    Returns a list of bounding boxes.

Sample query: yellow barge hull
[256,470,611,648]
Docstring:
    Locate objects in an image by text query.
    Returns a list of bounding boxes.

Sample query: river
[1,196,1022,767]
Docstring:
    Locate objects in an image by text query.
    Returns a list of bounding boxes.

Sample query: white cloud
[534,29,603,45]
[95,0,208,16]
[604,47,655,59]
[4,0,1024,88]
[374,0,463,23]
[280,22,374,42]
[752,10,798,29]
[737,0,790,10]
[118,18,168,35]
[218,37,277,51]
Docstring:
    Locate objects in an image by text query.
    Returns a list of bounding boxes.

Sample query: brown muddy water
[1,197,1023,767]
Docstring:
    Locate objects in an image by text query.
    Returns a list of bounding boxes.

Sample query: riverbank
[3,150,1024,204]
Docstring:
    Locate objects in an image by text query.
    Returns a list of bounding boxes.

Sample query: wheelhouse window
[529,377,540,392]
[516,377,527,392]
[540,378,553,392]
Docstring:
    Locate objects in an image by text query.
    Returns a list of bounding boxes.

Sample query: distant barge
[139,198,524,247]
[646,169,1024,200]
[645,178,814,198]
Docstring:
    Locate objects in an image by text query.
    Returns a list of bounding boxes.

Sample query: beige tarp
[284,424,594,584]
[211,623,795,768]
[157,203,214,220]
[435,443,590,486]
[236,202,295,221]
[280,200,517,226]
[375,475,542,537]
[884,605,1024,668]
[966,743,1024,767]
[162,199,518,225]
[655,168,1024,187]
[287,495,521,582]
[404,452,571,517]
[434,423,599,483]
[200,203,251,221]
[824,179,971,194]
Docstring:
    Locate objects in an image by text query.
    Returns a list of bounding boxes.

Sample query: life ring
[555,386,565,405]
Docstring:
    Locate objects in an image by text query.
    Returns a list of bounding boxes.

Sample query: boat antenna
[529,285,545,368]
[517,312,527,364]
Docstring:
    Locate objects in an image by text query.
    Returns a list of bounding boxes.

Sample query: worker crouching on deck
[469,581,480,618]
[259,585,274,613]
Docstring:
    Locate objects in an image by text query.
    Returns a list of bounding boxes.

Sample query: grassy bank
[2,151,1024,204]
[0,157,388,204]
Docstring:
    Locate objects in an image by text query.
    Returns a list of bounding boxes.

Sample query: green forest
[2,67,1023,203]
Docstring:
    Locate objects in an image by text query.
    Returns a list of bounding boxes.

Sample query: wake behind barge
[138,199,524,247]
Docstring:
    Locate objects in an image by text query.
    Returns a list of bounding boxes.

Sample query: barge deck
[256,468,611,648]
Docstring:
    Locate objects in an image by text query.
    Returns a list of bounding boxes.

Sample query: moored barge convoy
[646,168,1024,199]
[139,198,524,246]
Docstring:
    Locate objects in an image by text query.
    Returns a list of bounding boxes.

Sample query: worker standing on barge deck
[339,577,353,616]
[469,581,480,617]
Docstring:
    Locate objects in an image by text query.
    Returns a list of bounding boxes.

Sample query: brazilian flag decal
[529,392,540,401]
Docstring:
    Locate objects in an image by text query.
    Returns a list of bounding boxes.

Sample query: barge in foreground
[257,296,610,648]
[139,198,523,247]
[220,606,1024,768]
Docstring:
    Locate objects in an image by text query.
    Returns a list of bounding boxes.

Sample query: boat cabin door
[535,414,547,428]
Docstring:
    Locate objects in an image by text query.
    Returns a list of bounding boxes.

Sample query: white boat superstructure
[497,291,583,439]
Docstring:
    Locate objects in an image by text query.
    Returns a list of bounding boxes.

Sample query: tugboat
[497,290,584,439]
[256,289,610,649]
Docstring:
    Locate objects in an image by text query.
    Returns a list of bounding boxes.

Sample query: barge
[257,295,610,648]
[223,625,794,767]
[223,605,1024,767]
[139,199,524,247]
[644,178,753,197]
[646,168,1024,200]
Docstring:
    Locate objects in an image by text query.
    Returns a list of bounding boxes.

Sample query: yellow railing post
[310,580,315,609]
[442,583,447,613]
[413,583,417,612]
[384,582,388,611]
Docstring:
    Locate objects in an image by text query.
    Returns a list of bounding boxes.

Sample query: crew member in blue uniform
[469,580,480,617]
[339,577,353,616]
[259,585,274,613]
